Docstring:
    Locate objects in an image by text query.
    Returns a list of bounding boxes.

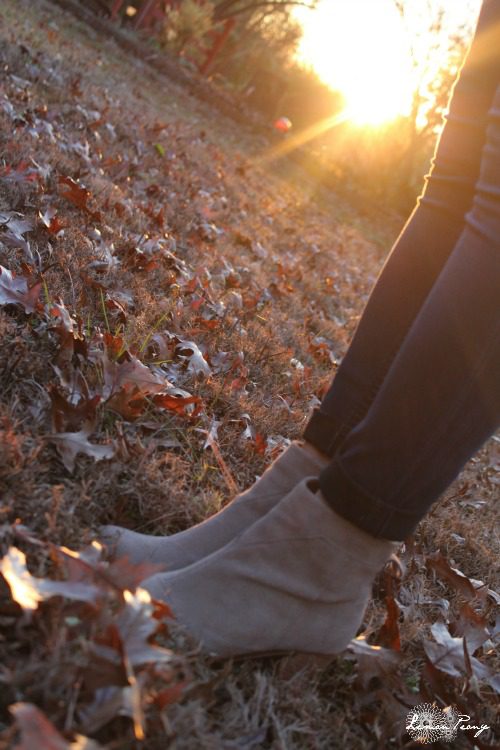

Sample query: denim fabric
[303,0,500,539]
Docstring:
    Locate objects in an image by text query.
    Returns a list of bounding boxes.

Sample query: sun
[295,0,415,127]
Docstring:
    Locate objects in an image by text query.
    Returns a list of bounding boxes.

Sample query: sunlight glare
[296,0,415,126]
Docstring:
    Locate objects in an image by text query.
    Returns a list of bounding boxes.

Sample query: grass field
[0,1,498,747]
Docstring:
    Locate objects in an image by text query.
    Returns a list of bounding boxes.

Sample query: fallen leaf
[58,175,92,212]
[0,547,101,611]
[375,596,401,651]
[449,603,491,654]
[174,339,211,376]
[39,207,64,235]
[78,686,133,734]
[0,163,39,186]
[101,351,169,400]
[50,302,88,362]
[49,428,115,472]
[10,702,105,749]
[106,384,148,420]
[424,620,498,690]
[153,392,202,417]
[58,176,100,222]
[0,211,34,240]
[115,588,174,667]
[426,552,480,600]
[53,542,165,594]
[0,265,41,313]
[154,681,189,709]
[50,387,99,433]
[347,635,402,690]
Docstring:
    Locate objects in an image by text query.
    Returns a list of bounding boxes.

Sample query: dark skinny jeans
[303,0,500,540]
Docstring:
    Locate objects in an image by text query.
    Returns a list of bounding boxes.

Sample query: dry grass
[0,1,498,748]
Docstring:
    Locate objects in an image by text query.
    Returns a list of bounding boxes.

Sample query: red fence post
[199,18,235,76]
[110,0,125,20]
[133,0,161,29]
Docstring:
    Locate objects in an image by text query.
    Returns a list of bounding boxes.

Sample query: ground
[0,1,498,748]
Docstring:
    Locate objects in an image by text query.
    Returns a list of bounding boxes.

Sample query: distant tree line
[103,0,474,211]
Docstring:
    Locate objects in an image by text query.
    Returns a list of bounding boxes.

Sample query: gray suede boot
[141,478,399,657]
[100,442,328,571]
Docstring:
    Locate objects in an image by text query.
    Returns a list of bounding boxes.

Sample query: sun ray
[253,109,350,165]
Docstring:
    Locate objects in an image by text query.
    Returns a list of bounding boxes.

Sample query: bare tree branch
[213,0,315,22]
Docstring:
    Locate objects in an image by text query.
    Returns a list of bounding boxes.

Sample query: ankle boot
[100,442,329,571]
[141,478,400,657]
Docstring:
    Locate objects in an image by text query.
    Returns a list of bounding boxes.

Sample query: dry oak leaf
[10,702,104,749]
[0,547,101,611]
[54,542,165,592]
[58,175,91,211]
[58,176,101,221]
[49,303,89,362]
[77,686,140,735]
[49,386,100,433]
[175,339,211,376]
[39,206,64,235]
[0,211,34,240]
[425,552,497,602]
[101,351,169,399]
[0,265,41,313]
[424,621,500,692]
[115,588,174,667]
[49,427,115,472]
[153,392,202,417]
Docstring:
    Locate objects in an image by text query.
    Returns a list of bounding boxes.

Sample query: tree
[212,0,316,22]
[392,0,473,201]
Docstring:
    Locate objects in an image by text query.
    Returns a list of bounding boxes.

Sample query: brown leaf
[49,428,115,473]
[424,621,499,690]
[50,387,100,433]
[253,432,267,455]
[10,702,105,750]
[0,265,41,313]
[154,680,189,709]
[106,384,147,420]
[49,303,88,363]
[0,211,34,240]
[0,163,39,186]
[77,686,131,734]
[39,207,64,235]
[105,296,127,322]
[0,547,101,611]
[98,341,201,419]
[426,552,479,600]
[376,595,401,651]
[115,588,174,667]
[102,331,125,359]
[449,603,491,654]
[308,335,338,365]
[58,175,91,212]
[348,635,402,690]
[115,243,158,272]
[101,351,168,400]
[152,392,202,418]
[55,543,165,592]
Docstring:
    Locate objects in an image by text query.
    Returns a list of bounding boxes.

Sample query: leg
[139,74,500,661]
[304,0,500,456]
[320,83,500,540]
[140,87,500,656]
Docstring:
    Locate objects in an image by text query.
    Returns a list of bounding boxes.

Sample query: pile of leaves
[0,1,498,747]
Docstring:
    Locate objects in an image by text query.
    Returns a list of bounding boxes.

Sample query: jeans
[303,0,500,540]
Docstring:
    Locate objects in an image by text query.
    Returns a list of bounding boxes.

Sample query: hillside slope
[0,2,498,748]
